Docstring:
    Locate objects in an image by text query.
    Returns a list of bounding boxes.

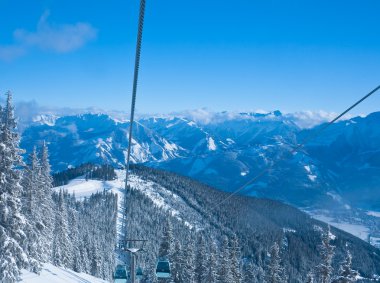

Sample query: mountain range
[20,110,380,246]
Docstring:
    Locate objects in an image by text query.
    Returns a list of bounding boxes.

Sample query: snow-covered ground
[22,172,127,283]
[56,175,125,199]
[367,211,380,218]
[53,170,205,233]
[21,263,107,283]
[127,174,205,231]
[31,169,207,282]
[311,214,370,241]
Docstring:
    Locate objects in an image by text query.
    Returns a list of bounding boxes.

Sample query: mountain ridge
[20,111,380,248]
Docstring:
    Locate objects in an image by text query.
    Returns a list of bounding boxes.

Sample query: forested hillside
[0,93,118,282]
[124,165,380,282]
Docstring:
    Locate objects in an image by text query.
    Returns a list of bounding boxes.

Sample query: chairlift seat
[156,258,171,278]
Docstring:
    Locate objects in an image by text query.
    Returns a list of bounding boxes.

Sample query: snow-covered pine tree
[158,217,173,258]
[68,208,81,272]
[218,236,233,283]
[206,241,218,283]
[90,241,101,278]
[0,91,29,282]
[182,234,195,283]
[38,142,54,261]
[230,234,242,283]
[157,217,173,282]
[171,240,183,283]
[317,225,335,283]
[52,189,71,268]
[255,265,267,283]
[267,242,283,283]
[306,271,315,283]
[194,233,208,283]
[331,244,358,283]
[79,228,91,273]
[22,147,44,273]
[243,260,255,282]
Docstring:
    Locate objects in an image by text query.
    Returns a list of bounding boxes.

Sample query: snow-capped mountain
[21,111,380,216]
[21,114,185,170]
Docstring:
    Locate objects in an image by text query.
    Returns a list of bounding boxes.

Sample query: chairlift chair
[156,257,171,278]
[113,264,128,283]
[136,266,143,280]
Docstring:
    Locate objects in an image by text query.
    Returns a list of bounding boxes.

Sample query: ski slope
[21,173,127,283]
[21,263,107,283]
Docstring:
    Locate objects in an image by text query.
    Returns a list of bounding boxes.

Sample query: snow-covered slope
[53,170,206,233]
[49,166,380,280]
[21,263,107,283]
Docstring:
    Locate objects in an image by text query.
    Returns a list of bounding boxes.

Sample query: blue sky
[0,0,379,115]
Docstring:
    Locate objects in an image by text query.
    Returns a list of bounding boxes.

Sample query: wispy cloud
[0,10,97,61]
[286,110,352,128]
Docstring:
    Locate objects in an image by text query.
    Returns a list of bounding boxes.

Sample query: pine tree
[255,265,267,283]
[267,242,283,283]
[79,229,91,273]
[207,241,218,283]
[317,226,335,283]
[38,142,54,261]
[332,245,359,283]
[22,147,44,272]
[0,91,29,282]
[306,271,315,283]
[158,217,173,258]
[52,190,71,267]
[90,242,101,278]
[171,240,183,283]
[218,236,233,283]
[68,208,81,272]
[195,234,208,283]
[182,235,195,283]
[243,260,255,282]
[230,234,242,283]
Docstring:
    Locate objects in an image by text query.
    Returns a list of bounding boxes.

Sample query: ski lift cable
[122,0,146,234]
[212,84,380,209]
[125,0,146,190]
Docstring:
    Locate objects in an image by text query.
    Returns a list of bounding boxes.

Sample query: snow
[367,211,380,218]
[226,138,235,144]
[329,230,336,240]
[369,236,380,248]
[207,137,217,151]
[53,169,205,236]
[304,165,311,174]
[55,177,112,199]
[326,191,343,202]
[304,165,317,182]
[21,263,107,283]
[127,174,205,230]
[308,175,317,182]
[163,140,178,152]
[32,114,58,126]
[311,214,370,241]
[283,228,296,233]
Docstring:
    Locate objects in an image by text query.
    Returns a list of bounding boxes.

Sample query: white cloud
[15,11,97,53]
[0,10,97,61]
[286,110,352,128]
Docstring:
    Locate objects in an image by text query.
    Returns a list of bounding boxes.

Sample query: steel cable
[212,85,380,209]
